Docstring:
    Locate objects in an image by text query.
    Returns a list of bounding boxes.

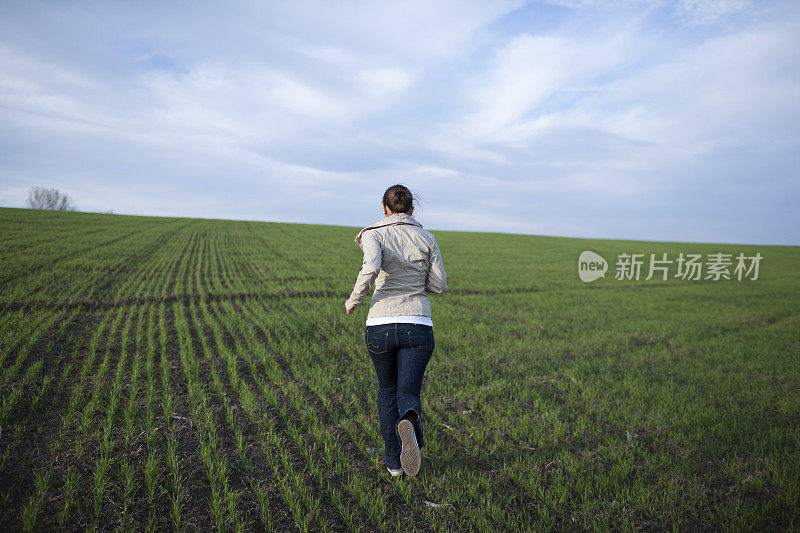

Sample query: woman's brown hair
[382,184,415,214]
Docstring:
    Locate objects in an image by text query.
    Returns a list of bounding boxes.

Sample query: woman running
[345,184,447,477]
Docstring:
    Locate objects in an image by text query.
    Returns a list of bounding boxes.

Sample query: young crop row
[2,214,529,530]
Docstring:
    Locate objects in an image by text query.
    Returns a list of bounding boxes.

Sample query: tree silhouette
[26,186,76,211]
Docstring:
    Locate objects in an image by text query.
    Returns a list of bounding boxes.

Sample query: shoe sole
[397,419,420,477]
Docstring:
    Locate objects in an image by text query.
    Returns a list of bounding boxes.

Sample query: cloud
[0,0,797,245]
[676,0,752,25]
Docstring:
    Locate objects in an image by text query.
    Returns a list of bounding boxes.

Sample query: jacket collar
[354,212,423,247]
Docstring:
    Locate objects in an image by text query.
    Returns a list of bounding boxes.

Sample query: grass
[0,206,798,531]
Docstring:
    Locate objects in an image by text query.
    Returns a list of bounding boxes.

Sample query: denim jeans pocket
[406,326,434,350]
[365,327,389,354]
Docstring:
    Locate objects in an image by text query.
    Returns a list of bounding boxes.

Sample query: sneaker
[397,418,420,477]
[387,466,403,477]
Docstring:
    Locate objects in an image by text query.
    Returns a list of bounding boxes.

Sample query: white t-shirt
[365,315,433,327]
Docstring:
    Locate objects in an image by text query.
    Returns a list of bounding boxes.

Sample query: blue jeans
[365,323,435,470]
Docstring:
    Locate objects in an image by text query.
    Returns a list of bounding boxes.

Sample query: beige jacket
[346,212,447,318]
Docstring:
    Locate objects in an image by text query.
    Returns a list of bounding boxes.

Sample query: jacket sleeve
[425,236,447,294]
[346,230,382,306]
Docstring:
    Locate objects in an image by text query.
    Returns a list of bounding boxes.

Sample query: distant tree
[26,186,76,211]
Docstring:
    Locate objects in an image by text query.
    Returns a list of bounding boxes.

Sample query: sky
[0,0,798,245]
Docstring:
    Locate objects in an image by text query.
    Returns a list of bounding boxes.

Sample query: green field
[0,206,798,531]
